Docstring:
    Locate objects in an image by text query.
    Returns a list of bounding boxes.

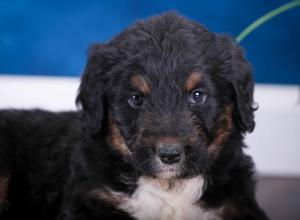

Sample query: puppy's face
[106,55,234,179]
[77,13,255,180]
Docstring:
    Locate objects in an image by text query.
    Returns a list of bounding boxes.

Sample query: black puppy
[0,12,268,220]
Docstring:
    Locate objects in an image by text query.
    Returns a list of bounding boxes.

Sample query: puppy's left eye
[128,93,143,108]
[189,89,207,104]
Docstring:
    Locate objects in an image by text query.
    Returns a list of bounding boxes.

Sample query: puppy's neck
[119,175,206,220]
[138,176,204,200]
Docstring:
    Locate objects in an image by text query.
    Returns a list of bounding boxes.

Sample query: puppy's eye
[189,89,207,104]
[128,93,143,108]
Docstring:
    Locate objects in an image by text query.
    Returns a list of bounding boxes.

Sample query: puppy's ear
[215,36,256,133]
[76,44,120,135]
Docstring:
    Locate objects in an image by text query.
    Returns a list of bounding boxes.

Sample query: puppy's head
[76,13,255,179]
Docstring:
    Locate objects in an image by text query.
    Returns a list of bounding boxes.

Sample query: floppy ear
[76,44,120,135]
[216,36,256,133]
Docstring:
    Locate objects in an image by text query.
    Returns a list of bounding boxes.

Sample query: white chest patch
[118,176,221,220]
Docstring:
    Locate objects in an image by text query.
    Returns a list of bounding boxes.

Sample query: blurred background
[0,0,299,219]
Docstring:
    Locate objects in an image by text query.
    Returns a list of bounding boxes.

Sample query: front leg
[220,199,268,220]
[57,204,134,220]
[58,189,134,220]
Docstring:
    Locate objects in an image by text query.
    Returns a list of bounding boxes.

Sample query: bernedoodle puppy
[0,12,268,220]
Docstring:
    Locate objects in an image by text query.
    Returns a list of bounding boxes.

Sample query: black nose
[157,142,183,164]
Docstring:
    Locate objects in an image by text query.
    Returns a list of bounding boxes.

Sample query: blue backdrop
[0,0,299,84]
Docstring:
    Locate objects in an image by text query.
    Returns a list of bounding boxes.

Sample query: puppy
[0,12,268,220]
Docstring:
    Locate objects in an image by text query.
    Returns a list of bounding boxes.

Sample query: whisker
[187,160,201,176]
[135,158,152,170]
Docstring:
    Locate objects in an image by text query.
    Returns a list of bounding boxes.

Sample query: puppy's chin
[153,160,183,179]
[155,170,180,179]
[135,156,187,179]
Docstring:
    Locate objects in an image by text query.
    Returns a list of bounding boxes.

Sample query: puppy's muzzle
[157,141,184,164]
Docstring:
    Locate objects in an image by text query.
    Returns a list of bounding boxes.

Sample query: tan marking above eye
[185,72,202,92]
[131,74,150,94]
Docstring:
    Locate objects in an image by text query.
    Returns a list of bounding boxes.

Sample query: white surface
[0,75,299,176]
[245,85,300,177]
[0,75,78,111]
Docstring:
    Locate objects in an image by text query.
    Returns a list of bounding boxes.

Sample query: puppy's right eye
[128,93,143,108]
[189,89,207,105]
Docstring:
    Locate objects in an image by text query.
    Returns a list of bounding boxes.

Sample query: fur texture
[0,12,268,220]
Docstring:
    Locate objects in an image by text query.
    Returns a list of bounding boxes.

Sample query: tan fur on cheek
[0,175,10,206]
[108,114,132,156]
[208,106,233,157]
[109,123,132,156]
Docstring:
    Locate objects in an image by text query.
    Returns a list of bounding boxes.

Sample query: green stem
[236,0,300,43]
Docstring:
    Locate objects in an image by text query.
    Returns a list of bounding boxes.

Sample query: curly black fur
[0,12,268,220]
